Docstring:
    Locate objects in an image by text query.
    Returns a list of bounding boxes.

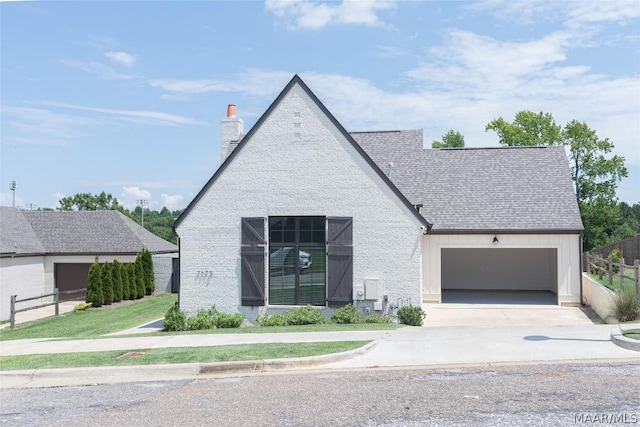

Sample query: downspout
[579,232,584,306]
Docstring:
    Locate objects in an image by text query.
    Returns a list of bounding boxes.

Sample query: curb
[611,332,640,352]
[0,340,378,389]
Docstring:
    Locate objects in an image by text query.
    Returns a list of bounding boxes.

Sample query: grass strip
[0,341,369,370]
[622,329,640,341]
[587,273,637,294]
[105,322,401,338]
[0,294,176,341]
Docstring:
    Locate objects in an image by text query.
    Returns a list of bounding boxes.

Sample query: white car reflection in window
[270,247,312,273]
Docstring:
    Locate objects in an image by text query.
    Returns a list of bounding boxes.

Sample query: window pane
[270,218,284,244]
[300,230,312,243]
[269,246,296,305]
[299,247,326,306]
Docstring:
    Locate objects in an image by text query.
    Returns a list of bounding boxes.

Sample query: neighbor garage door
[54,263,91,301]
[441,248,557,292]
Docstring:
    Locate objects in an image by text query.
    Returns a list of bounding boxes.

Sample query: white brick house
[175,75,584,320]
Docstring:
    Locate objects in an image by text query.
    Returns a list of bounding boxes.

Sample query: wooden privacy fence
[585,253,640,295]
[9,288,84,328]
[587,236,640,265]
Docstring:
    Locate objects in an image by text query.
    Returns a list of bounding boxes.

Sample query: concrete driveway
[422,303,601,327]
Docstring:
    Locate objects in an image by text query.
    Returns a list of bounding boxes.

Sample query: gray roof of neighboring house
[1,208,177,256]
[0,207,45,255]
[353,136,583,232]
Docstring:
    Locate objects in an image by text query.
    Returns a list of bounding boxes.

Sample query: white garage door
[441,248,557,292]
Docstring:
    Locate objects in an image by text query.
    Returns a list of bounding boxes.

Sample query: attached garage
[441,248,558,304]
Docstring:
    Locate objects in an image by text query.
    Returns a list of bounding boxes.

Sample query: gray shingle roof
[1,208,177,256]
[0,207,45,255]
[352,136,583,232]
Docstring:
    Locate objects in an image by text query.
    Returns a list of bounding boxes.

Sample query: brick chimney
[220,104,244,164]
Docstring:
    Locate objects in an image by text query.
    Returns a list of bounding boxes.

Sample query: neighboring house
[0,208,178,320]
[175,75,583,321]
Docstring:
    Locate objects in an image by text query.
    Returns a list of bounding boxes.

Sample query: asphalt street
[2,362,639,427]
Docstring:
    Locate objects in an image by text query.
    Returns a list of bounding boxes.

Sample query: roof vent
[387,162,393,178]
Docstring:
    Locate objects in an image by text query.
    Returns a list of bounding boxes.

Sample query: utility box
[353,285,365,301]
[365,279,379,300]
[373,301,383,311]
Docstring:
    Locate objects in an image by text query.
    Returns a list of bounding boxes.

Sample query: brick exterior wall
[176,83,424,320]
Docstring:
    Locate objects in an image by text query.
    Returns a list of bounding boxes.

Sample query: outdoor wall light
[492,235,499,244]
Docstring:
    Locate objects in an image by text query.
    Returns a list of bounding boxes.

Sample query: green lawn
[0,293,177,341]
[587,272,638,294]
[0,341,370,370]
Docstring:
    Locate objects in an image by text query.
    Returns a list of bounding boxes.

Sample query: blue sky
[1,0,638,212]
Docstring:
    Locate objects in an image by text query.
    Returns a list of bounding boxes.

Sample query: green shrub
[135,255,145,299]
[74,302,93,311]
[112,260,124,302]
[331,304,363,324]
[187,308,215,330]
[163,302,187,331]
[364,314,392,324]
[215,312,245,328]
[85,262,103,307]
[397,305,426,326]
[284,305,329,325]
[142,248,154,295]
[612,289,640,323]
[121,262,130,300]
[256,313,287,327]
[610,248,623,273]
[101,262,114,305]
[127,263,137,300]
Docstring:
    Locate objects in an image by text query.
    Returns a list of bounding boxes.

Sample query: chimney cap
[226,104,236,118]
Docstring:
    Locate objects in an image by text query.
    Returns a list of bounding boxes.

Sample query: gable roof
[175,74,431,229]
[1,208,177,256]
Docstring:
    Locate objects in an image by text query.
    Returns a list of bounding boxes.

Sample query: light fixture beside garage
[492,235,499,244]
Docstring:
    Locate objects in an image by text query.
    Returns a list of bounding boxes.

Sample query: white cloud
[104,51,138,68]
[161,193,184,210]
[264,0,396,30]
[122,186,151,199]
[149,69,292,97]
[61,59,135,80]
[29,100,209,127]
[373,45,406,59]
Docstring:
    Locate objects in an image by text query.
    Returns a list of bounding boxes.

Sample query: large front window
[269,217,326,305]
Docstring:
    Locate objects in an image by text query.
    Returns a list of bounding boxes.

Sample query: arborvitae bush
[85,263,103,307]
[101,262,114,305]
[135,255,145,299]
[127,263,137,300]
[142,248,155,295]
[112,260,124,302]
[121,262,130,301]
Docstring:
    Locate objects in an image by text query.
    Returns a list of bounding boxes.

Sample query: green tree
[485,111,561,146]
[111,260,124,302]
[485,112,627,250]
[432,130,465,149]
[135,255,145,299]
[85,263,103,307]
[101,262,114,305]
[141,248,155,295]
[58,191,127,212]
[120,261,130,301]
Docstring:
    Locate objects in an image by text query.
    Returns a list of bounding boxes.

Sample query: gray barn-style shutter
[327,217,353,307]
[241,218,266,306]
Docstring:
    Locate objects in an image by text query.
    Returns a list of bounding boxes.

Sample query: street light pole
[9,181,16,208]
[137,199,148,228]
